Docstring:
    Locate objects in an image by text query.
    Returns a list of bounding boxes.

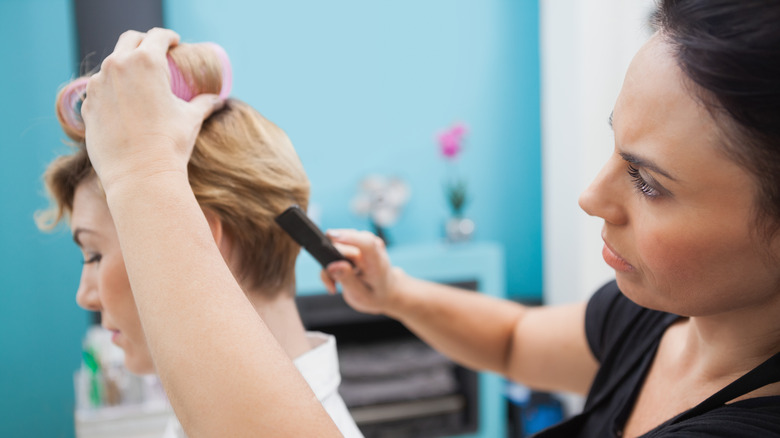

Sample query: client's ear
[202,209,246,286]
[203,208,233,262]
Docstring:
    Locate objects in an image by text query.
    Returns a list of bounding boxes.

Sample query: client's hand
[80,28,223,190]
[320,229,406,316]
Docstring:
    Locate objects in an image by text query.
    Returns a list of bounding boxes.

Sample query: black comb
[275,205,353,268]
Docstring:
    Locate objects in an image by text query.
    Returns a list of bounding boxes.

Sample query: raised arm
[81,29,341,437]
[323,230,599,395]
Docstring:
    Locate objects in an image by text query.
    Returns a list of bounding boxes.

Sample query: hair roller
[56,77,90,141]
[166,42,232,102]
[56,42,232,140]
[205,42,232,101]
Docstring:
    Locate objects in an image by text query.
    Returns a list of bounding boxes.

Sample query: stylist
[323,1,780,436]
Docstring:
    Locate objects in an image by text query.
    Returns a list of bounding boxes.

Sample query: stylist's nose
[76,267,102,312]
[578,154,628,225]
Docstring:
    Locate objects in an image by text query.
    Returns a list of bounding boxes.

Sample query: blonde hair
[38,43,310,296]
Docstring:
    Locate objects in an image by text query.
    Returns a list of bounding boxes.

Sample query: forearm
[104,173,340,437]
[384,271,528,375]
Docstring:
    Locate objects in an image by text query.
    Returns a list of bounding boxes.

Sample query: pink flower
[439,132,461,158]
[450,122,468,139]
[435,122,470,216]
[438,122,468,160]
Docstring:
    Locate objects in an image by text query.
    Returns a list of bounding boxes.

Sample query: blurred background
[0,0,654,436]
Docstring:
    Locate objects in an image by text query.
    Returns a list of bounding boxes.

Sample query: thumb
[189,93,225,121]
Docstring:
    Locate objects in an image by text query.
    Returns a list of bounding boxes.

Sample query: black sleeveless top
[534,280,780,437]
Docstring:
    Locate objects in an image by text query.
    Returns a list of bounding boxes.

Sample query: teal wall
[0,1,540,436]
[166,0,542,299]
[0,1,86,437]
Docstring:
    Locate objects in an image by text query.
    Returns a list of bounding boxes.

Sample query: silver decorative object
[445,217,475,243]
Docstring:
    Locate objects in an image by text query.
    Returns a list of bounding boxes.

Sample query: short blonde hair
[38,43,309,296]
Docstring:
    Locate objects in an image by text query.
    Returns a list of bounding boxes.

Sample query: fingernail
[330,269,343,280]
[327,231,341,239]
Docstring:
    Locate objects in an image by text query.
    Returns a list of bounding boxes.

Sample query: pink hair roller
[206,42,232,101]
[166,42,233,102]
[58,42,232,135]
[57,77,90,134]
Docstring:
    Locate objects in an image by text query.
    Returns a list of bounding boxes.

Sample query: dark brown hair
[655,0,780,235]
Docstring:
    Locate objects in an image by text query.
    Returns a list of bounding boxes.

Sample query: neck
[244,286,311,361]
[677,296,780,382]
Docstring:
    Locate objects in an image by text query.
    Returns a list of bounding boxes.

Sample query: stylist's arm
[323,229,598,395]
[81,28,341,437]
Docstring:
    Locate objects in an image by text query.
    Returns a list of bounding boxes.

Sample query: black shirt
[533,280,780,437]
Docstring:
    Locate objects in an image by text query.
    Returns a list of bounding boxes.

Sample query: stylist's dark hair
[654,0,780,235]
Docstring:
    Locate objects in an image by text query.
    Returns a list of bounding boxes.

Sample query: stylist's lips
[602,241,634,272]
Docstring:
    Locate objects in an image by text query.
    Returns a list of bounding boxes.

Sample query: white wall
[541,0,656,306]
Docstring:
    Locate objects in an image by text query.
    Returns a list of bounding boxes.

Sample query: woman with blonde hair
[40,39,361,437]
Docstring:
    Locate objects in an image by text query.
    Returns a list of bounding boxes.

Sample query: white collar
[293,331,342,401]
[163,331,347,438]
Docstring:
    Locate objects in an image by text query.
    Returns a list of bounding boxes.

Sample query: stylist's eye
[627,164,662,198]
[83,253,102,265]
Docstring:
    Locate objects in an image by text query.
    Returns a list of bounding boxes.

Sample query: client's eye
[83,253,102,265]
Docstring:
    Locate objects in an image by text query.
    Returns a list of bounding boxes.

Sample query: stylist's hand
[320,229,405,316]
[80,28,223,190]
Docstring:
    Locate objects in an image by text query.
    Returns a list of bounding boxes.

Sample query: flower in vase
[350,175,410,243]
[437,122,469,217]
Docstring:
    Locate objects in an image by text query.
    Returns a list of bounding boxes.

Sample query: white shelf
[75,402,173,438]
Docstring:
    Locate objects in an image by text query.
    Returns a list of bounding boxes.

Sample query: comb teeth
[274,212,313,247]
[275,206,351,268]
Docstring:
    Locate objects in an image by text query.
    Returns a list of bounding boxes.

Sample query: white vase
[445,217,475,243]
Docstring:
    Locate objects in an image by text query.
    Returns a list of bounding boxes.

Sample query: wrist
[383,268,415,320]
[102,167,191,208]
[99,158,188,193]
[89,133,189,192]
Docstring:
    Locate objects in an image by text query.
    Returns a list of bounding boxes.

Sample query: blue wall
[0,1,86,437]
[166,0,542,299]
[0,1,540,436]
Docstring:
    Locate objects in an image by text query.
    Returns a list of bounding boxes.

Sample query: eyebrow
[619,151,677,182]
[609,111,677,182]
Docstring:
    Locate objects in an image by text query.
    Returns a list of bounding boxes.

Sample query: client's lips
[102,325,121,344]
[602,240,634,272]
